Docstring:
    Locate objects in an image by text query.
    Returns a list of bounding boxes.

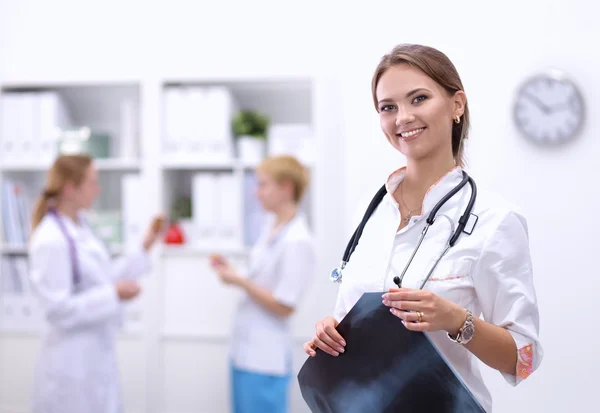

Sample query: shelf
[0,330,41,338]
[159,330,229,343]
[160,158,266,171]
[0,243,124,255]
[158,330,310,344]
[0,245,27,254]
[160,244,250,257]
[161,159,237,171]
[0,158,141,173]
[95,158,141,171]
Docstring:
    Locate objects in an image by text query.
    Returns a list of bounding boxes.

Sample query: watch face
[513,70,584,145]
[462,324,475,342]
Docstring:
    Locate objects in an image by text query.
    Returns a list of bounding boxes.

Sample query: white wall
[1,0,598,412]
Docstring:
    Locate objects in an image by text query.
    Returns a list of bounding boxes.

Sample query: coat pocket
[36,368,113,413]
[426,258,473,283]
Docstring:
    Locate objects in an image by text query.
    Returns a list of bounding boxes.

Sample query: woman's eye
[412,95,427,104]
[380,104,395,112]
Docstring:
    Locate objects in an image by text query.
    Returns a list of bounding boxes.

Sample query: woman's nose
[395,106,415,127]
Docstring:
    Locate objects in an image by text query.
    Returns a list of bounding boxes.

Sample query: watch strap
[447,309,473,345]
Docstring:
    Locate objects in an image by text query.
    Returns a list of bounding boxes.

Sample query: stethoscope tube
[332,170,477,288]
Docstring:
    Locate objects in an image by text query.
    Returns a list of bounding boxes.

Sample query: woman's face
[376,64,465,163]
[72,164,100,209]
[256,171,292,212]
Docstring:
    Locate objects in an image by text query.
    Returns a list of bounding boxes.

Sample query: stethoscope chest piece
[330,261,346,283]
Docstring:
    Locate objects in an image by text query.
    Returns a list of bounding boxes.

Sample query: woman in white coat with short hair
[28,154,164,413]
[210,155,316,413]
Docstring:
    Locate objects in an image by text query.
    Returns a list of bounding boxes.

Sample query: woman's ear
[61,181,75,198]
[281,180,295,202]
[453,90,467,118]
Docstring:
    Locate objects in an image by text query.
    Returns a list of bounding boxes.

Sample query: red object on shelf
[163,222,185,244]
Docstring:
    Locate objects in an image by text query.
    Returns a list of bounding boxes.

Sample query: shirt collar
[385,166,464,217]
[53,211,85,241]
[265,212,307,246]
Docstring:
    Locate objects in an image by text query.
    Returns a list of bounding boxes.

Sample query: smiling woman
[371,44,470,170]
[303,44,543,413]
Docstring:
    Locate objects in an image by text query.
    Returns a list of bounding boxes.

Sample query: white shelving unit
[0,74,345,413]
[0,82,145,362]
[0,158,141,173]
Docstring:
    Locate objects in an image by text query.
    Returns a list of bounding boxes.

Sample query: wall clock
[513,70,585,145]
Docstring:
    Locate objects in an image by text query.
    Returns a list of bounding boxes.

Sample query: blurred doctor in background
[210,155,316,413]
[27,154,165,413]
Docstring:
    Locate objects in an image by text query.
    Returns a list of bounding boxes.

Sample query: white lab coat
[230,213,316,376]
[334,167,543,412]
[28,212,151,413]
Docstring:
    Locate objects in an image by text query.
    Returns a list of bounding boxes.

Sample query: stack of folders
[120,174,145,252]
[267,123,315,165]
[0,92,72,166]
[189,172,265,249]
[0,256,42,333]
[1,179,31,247]
[243,172,265,247]
[191,172,241,248]
[164,86,236,164]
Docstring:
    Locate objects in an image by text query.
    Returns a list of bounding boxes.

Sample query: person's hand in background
[210,254,243,286]
[115,279,141,301]
[143,214,167,251]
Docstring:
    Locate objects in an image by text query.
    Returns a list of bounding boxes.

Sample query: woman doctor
[28,154,164,413]
[303,44,543,412]
[210,155,316,413]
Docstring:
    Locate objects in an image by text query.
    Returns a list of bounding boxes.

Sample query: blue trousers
[231,365,290,413]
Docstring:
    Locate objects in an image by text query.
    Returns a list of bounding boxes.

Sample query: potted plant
[164,196,192,245]
[232,109,270,164]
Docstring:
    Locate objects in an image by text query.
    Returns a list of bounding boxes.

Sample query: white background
[0,0,598,412]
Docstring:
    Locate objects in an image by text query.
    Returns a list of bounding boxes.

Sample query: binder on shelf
[0,91,72,167]
[0,256,41,333]
[1,180,31,246]
[119,99,138,159]
[191,172,218,247]
[298,292,485,413]
[242,171,265,247]
[1,94,20,162]
[163,86,236,164]
[121,174,144,251]
[215,172,242,249]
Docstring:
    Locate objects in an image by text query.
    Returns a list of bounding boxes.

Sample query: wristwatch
[447,310,474,345]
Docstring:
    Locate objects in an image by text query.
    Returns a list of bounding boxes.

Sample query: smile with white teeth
[398,128,425,138]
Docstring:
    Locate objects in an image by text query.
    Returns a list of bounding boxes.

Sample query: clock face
[513,71,584,145]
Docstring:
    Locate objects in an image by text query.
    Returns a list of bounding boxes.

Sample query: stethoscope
[48,208,111,286]
[49,208,82,285]
[330,170,478,290]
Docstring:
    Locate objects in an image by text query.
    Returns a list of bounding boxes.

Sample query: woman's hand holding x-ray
[382,288,466,336]
[303,316,346,357]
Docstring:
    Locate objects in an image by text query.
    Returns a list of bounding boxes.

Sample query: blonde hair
[371,44,470,167]
[31,154,93,231]
[256,155,309,203]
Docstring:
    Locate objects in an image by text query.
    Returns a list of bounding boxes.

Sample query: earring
[454,115,461,124]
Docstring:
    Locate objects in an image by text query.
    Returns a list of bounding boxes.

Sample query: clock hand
[523,92,551,114]
[548,97,581,113]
